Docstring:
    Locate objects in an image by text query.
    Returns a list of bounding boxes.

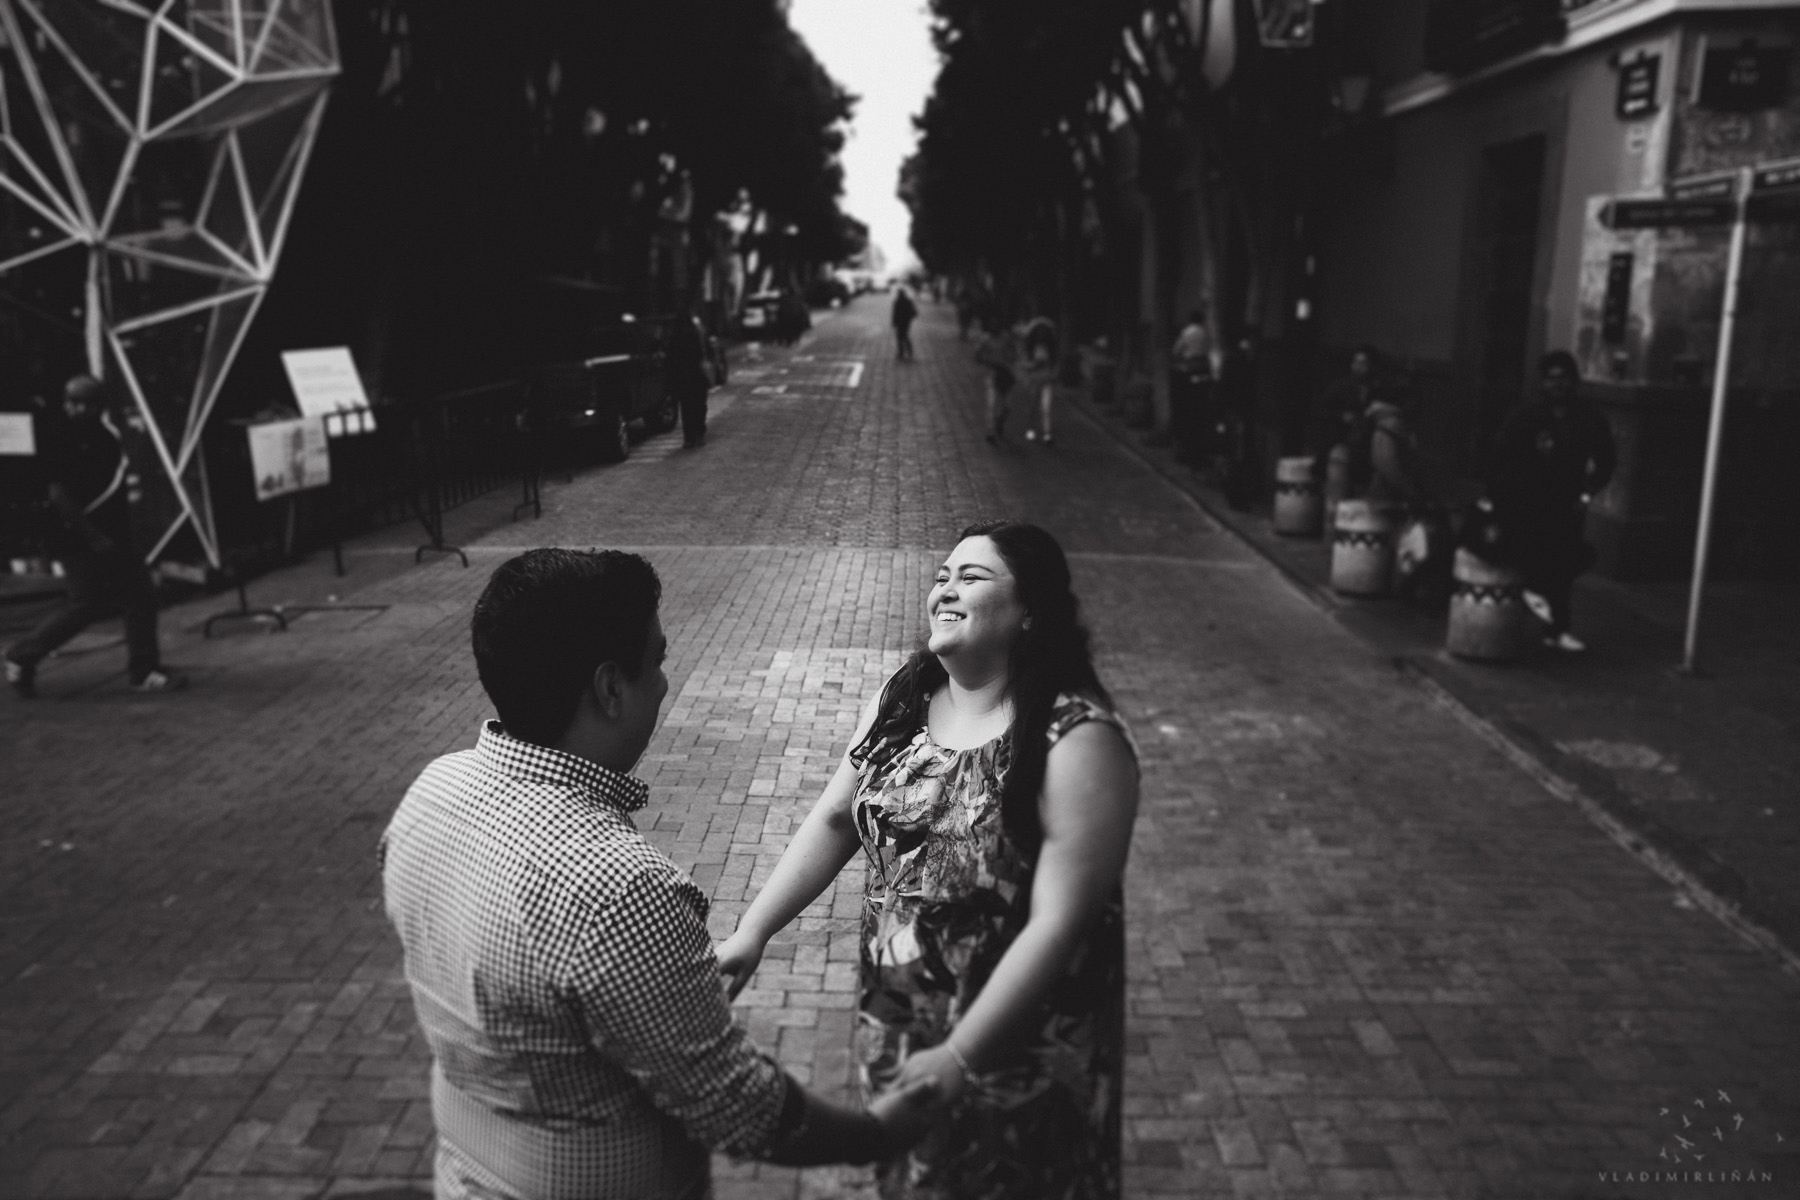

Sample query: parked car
[736,288,809,345]
[524,281,678,463]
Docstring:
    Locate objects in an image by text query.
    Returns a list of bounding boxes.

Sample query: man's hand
[867,1074,944,1154]
[715,930,765,1001]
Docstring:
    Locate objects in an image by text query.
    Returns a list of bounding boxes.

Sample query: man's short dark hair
[471,549,662,746]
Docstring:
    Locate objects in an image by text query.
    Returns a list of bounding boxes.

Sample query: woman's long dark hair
[852,520,1111,856]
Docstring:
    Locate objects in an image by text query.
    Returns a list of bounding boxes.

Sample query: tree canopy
[248,0,859,397]
[904,0,1134,282]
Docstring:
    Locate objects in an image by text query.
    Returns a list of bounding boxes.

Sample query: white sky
[787,0,938,272]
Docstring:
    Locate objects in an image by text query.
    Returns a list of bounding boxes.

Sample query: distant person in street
[1491,350,1617,652]
[974,314,1019,445]
[892,287,918,361]
[380,549,940,1199]
[669,310,711,448]
[1216,335,1261,507]
[1310,344,1383,466]
[1170,311,1214,466]
[954,290,975,342]
[1021,316,1059,444]
[6,374,184,698]
[718,519,1140,1200]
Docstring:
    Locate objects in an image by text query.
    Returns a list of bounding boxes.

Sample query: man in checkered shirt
[381,549,937,1199]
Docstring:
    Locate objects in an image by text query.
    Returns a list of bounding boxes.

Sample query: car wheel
[596,406,630,463]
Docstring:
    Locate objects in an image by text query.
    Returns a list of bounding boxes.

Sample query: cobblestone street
[4,298,1797,1199]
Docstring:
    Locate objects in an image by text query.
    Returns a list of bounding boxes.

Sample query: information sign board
[0,413,34,456]
[247,417,330,501]
[281,347,374,436]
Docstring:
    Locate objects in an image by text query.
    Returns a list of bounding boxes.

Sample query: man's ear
[590,661,625,719]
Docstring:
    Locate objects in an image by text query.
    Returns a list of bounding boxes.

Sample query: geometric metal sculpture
[0,1,338,566]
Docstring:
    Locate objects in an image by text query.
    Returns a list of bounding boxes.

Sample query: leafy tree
[242,0,859,402]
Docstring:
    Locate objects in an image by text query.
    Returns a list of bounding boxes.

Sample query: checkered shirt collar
[475,720,650,814]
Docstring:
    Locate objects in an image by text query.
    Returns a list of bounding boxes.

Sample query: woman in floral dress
[719,520,1140,1199]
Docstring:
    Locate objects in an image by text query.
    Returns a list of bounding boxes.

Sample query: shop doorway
[1470,134,1546,466]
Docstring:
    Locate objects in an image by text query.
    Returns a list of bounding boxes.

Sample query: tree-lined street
[4,299,1795,1198]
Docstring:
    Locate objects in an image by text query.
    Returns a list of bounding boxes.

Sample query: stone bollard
[1329,500,1397,595]
[1272,456,1323,537]
[1445,549,1536,662]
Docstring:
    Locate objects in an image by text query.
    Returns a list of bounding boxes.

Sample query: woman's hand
[715,930,766,1001]
[889,1041,968,1109]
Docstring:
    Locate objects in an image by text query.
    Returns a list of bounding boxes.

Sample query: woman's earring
[1022,616,1033,631]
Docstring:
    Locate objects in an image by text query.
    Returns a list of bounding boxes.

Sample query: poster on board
[0,413,35,456]
[248,417,331,501]
[281,347,376,435]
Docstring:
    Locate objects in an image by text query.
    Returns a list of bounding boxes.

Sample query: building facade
[1313,0,1800,578]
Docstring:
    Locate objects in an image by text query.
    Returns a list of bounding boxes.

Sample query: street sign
[1616,52,1660,119]
[1668,174,1736,201]
[1601,197,1735,229]
[1753,157,1800,191]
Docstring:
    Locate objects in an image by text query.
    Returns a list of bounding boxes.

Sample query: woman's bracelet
[944,1039,974,1078]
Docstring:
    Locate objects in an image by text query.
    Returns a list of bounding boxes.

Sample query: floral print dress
[849,692,1136,1200]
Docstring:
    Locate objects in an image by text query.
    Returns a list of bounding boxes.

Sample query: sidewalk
[1068,384,1800,970]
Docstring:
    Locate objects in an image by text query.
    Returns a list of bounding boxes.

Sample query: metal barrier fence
[202,378,541,580]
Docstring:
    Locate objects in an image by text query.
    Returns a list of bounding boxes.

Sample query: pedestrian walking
[6,375,184,698]
[669,309,711,448]
[380,549,941,1199]
[717,520,1140,1200]
[1216,336,1262,507]
[891,287,918,361]
[1170,311,1215,466]
[973,316,1020,445]
[1020,316,1059,444]
[1490,350,1617,652]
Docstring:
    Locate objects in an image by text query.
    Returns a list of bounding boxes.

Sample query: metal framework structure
[0,1,338,566]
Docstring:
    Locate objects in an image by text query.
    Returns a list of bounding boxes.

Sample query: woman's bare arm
[890,719,1138,1096]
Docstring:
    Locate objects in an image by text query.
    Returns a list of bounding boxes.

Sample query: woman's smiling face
[927,536,1027,662]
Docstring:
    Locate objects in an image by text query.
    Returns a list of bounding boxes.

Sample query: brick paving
[3,297,1797,1198]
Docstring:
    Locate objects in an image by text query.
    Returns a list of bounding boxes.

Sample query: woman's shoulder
[1047,693,1137,759]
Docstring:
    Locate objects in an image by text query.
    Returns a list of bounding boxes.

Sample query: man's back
[382,723,787,1197]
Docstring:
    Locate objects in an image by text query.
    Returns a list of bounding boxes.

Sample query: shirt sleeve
[565,863,790,1157]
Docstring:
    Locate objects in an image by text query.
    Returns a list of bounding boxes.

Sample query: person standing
[1170,311,1214,466]
[718,521,1140,1199]
[380,549,940,1199]
[1490,351,1617,652]
[892,287,918,361]
[974,316,1020,445]
[669,311,711,449]
[1020,317,1059,444]
[6,375,184,698]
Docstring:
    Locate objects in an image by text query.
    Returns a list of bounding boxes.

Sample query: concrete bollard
[1445,549,1536,662]
[1329,500,1396,595]
[1273,456,1323,537]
